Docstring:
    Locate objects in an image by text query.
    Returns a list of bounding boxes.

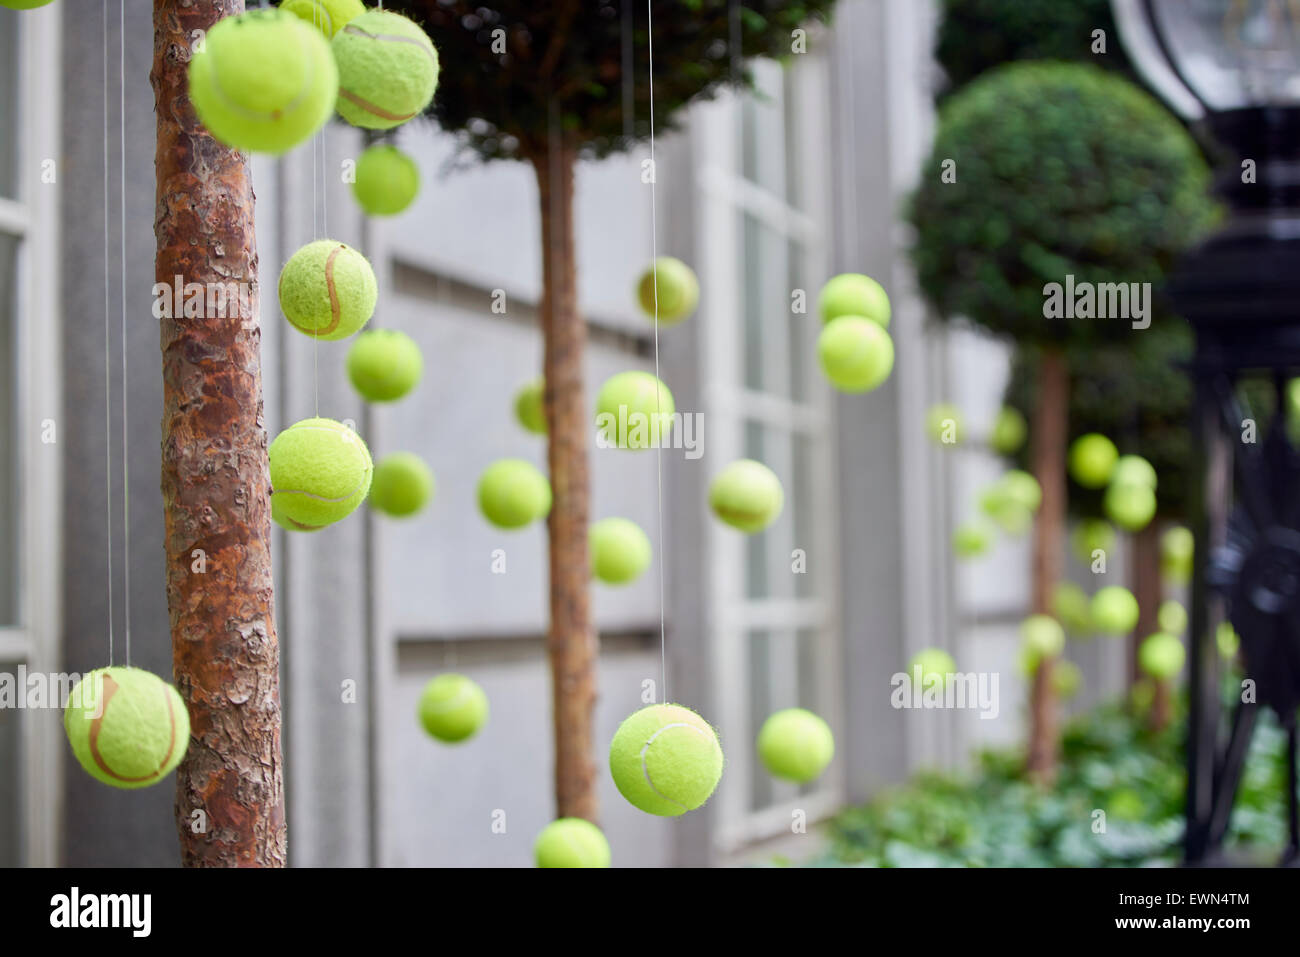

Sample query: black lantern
[1112,0,1300,865]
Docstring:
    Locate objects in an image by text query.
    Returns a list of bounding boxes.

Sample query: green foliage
[908,62,1214,347]
[384,1,836,161]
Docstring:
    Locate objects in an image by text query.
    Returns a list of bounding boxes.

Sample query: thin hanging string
[313,4,321,417]
[102,0,114,666]
[645,0,667,703]
[120,0,131,665]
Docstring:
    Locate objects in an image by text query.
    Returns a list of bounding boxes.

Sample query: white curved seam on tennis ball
[340,22,438,65]
[208,20,318,122]
[639,721,712,813]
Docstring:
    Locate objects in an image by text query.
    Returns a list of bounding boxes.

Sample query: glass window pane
[740,213,792,397]
[0,663,20,865]
[740,61,786,197]
[0,10,17,200]
[744,421,768,599]
[0,233,16,624]
[788,241,809,403]
[747,629,773,811]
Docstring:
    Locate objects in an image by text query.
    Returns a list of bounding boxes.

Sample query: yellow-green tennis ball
[333,9,439,130]
[1052,659,1083,700]
[979,484,1032,536]
[609,703,723,817]
[63,667,190,790]
[1139,632,1185,680]
[1161,525,1193,585]
[818,316,894,393]
[709,459,784,534]
[346,328,422,402]
[370,452,434,518]
[352,144,420,216]
[818,272,891,327]
[417,673,487,743]
[989,406,1027,454]
[477,458,551,529]
[590,517,652,585]
[952,521,993,559]
[534,818,611,868]
[1,1,56,8]
[187,9,338,155]
[280,0,364,37]
[1216,621,1240,660]
[1000,470,1042,512]
[1113,454,1157,490]
[595,371,675,450]
[757,708,834,784]
[1072,518,1116,563]
[279,239,378,340]
[1053,582,1093,635]
[1020,614,1065,666]
[926,402,962,445]
[1105,480,1157,532]
[636,256,699,325]
[1158,599,1187,636]
[1090,585,1139,635]
[269,417,373,531]
[908,647,956,689]
[1069,433,1118,489]
[515,378,547,435]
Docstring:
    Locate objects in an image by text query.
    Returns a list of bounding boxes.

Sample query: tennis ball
[952,521,993,559]
[188,9,338,155]
[1000,470,1042,512]
[346,329,422,402]
[818,273,891,327]
[989,406,1027,454]
[1139,632,1185,680]
[756,708,834,784]
[369,452,434,518]
[1158,599,1187,636]
[269,417,373,531]
[352,144,420,216]
[1052,659,1083,700]
[1020,614,1065,667]
[709,459,784,534]
[1105,480,1157,532]
[417,673,488,743]
[279,240,378,340]
[817,316,894,393]
[1161,525,1193,585]
[1071,518,1116,564]
[1090,585,1139,635]
[609,703,724,817]
[2,1,56,8]
[477,458,551,529]
[1112,454,1157,490]
[979,484,1032,536]
[515,378,547,435]
[63,667,190,790]
[1068,433,1118,489]
[1053,582,1093,635]
[908,648,956,689]
[595,371,675,450]
[1216,621,1240,660]
[637,256,699,325]
[590,517,652,585]
[926,403,962,445]
[534,818,611,869]
[281,0,364,37]
[333,9,439,130]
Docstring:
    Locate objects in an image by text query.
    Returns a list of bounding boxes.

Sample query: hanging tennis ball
[817,273,891,327]
[979,484,1032,536]
[989,406,1027,455]
[1090,585,1139,635]
[1161,525,1193,585]
[1216,621,1239,660]
[595,371,675,450]
[636,257,699,325]
[926,403,962,445]
[1105,481,1157,532]
[417,673,488,743]
[590,517,652,585]
[1138,632,1185,680]
[709,459,784,534]
[1068,433,1119,489]
[1020,614,1065,670]
[1071,518,1116,564]
[756,708,834,784]
[952,521,993,559]
[279,240,378,340]
[1052,582,1093,635]
[908,648,956,689]
[1158,599,1187,636]
[346,329,422,402]
[817,316,894,393]
[370,452,434,518]
[187,9,338,155]
[352,144,420,216]
[269,417,373,531]
[63,667,190,790]
[609,703,723,817]
[280,0,364,36]
[1000,470,1042,512]
[477,458,551,529]
[534,818,611,869]
[1,1,56,8]
[1112,454,1157,490]
[1051,659,1083,700]
[514,378,547,435]
[333,9,439,130]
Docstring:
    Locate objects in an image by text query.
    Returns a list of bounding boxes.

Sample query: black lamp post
[1112,0,1300,866]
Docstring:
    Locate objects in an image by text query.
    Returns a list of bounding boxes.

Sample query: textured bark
[152,0,286,867]
[532,141,599,822]
[1131,522,1162,690]
[1027,348,1068,782]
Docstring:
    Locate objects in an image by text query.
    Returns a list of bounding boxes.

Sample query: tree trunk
[1131,522,1161,690]
[1027,348,1068,781]
[152,0,286,867]
[1150,678,1172,731]
[532,140,599,823]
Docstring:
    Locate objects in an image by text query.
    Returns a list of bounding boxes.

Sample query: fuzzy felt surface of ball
[757,708,834,784]
[279,239,377,340]
[908,648,957,689]
[1158,599,1187,636]
[477,458,551,529]
[595,371,675,450]
[1090,585,1139,635]
[590,517,652,585]
[534,818,611,868]
[818,272,891,327]
[609,703,723,816]
[1105,480,1157,532]
[709,459,784,533]
[1068,433,1118,489]
[369,452,433,518]
[352,144,420,216]
[269,417,373,531]
[636,257,699,325]
[1112,454,1157,489]
[346,328,422,402]
[514,378,547,435]
[418,673,488,743]
[818,315,894,393]
[188,9,338,154]
[63,667,190,789]
[333,9,439,129]
[280,0,364,37]
[1139,632,1185,680]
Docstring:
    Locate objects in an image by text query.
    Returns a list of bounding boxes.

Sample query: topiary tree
[909,61,1212,779]
[386,0,836,822]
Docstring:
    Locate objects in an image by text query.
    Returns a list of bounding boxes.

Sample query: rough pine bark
[152,0,286,867]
